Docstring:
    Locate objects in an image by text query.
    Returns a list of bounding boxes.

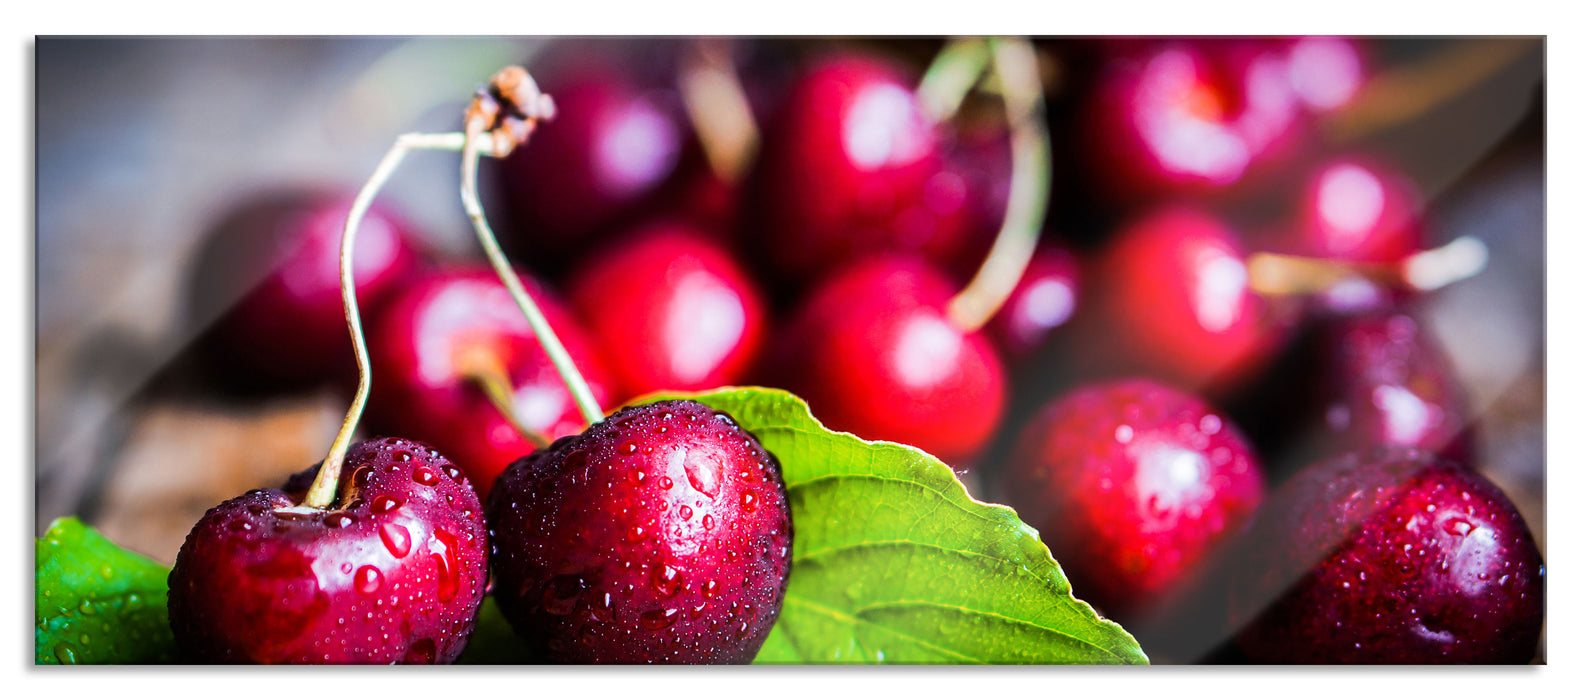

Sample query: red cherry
[188,190,423,387]
[747,53,971,285]
[1283,36,1366,114]
[365,266,614,496]
[1082,207,1285,391]
[771,256,1005,466]
[1000,378,1265,622]
[987,243,1081,360]
[167,437,489,664]
[1082,40,1301,202]
[567,222,767,402]
[1293,156,1425,264]
[1231,447,1543,664]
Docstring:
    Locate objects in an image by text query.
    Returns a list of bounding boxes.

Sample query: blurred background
[34,36,1544,663]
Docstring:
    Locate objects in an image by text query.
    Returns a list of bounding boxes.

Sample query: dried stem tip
[466,65,558,158]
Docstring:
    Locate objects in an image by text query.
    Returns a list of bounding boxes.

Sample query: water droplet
[741,492,757,512]
[660,476,674,489]
[627,525,647,542]
[356,566,384,594]
[1442,517,1474,537]
[704,579,720,598]
[1114,425,1134,444]
[618,441,639,456]
[429,530,463,602]
[702,514,715,530]
[53,642,79,664]
[628,469,647,486]
[380,523,412,558]
[327,512,356,528]
[679,505,694,521]
[413,467,439,486]
[341,562,354,575]
[683,449,718,497]
[654,565,683,597]
[372,495,403,514]
[641,608,680,630]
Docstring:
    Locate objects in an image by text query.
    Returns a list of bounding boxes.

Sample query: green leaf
[642,387,1148,665]
[35,517,177,664]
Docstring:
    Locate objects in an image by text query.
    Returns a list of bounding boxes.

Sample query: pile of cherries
[169,37,1541,665]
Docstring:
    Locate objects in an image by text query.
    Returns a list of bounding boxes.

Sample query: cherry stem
[916,37,993,124]
[1327,38,1536,142]
[456,348,552,450]
[1247,235,1489,297]
[301,131,478,510]
[679,38,759,184]
[460,120,605,427]
[945,37,1051,333]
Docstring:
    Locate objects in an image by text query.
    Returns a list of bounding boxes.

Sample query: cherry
[365,266,615,497]
[986,243,1080,360]
[1230,447,1543,664]
[999,378,1264,622]
[566,221,767,402]
[1081,39,1301,203]
[1283,36,1366,114]
[1226,307,1475,479]
[768,256,1005,467]
[493,61,686,267]
[746,53,971,286]
[1077,206,1286,392]
[486,399,792,664]
[187,190,423,388]
[1288,156,1425,265]
[167,437,489,664]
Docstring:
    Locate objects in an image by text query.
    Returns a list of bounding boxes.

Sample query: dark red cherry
[167,437,489,664]
[1000,378,1264,622]
[567,221,767,402]
[486,399,792,664]
[770,256,1005,467]
[747,53,971,285]
[1231,447,1543,664]
[1079,207,1286,392]
[494,62,686,266]
[365,266,614,497]
[187,190,423,388]
[987,243,1081,360]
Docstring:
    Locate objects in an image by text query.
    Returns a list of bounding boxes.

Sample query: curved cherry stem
[679,38,759,184]
[945,37,1052,332]
[459,113,605,428]
[456,348,553,450]
[1247,235,1489,298]
[300,131,473,510]
[916,37,993,125]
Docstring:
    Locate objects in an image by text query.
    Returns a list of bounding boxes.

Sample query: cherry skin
[1081,39,1301,203]
[567,221,767,403]
[999,378,1264,622]
[486,399,792,664]
[364,266,615,498]
[746,53,971,286]
[1230,447,1544,664]
[1079,207,1285,392]
[769,256,1005,467]
[986,243,1081,361]
[166,437,489,664]
[494,62,686,267]
[187,190,423,388]
[1291,156,1425,265]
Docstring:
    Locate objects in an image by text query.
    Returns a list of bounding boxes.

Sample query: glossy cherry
[1231,447,1543,664]
[187,190,423,387]
[1291,156,1425,265]
[364,266,614,497]
[1000,378,1264,622]
[747,53,971,285]
[1080,207,1285,392]
[769,256,1005,467]
[167,437,489,664]
[567,221,767,402]
[494,62,687,266]
[987,243,1081,360]
[1081,39,1301,202]
[486,399,792,664]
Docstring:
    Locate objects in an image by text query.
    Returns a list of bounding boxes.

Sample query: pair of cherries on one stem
[168,66,792,665]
